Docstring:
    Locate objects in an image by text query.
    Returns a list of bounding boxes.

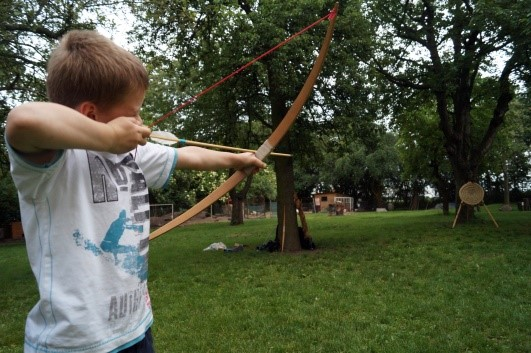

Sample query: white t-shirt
[7,142,177,353]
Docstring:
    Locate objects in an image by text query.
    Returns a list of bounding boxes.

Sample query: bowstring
[149,8,336,129]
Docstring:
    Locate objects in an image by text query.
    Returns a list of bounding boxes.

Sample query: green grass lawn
[1,207,530,353]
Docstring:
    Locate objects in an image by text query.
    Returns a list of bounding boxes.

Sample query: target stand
[452,182,499,228]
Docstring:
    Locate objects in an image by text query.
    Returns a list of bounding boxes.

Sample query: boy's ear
[77,101,97,120]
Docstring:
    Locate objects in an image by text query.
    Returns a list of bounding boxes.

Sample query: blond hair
[46,30,149,109]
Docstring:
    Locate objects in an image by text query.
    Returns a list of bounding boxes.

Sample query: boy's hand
[234,152,267,172]
[106,117,151,154]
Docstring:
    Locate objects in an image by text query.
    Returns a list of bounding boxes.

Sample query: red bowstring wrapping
[149,7,337,128]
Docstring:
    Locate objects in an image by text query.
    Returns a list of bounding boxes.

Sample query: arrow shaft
[153,135,292,157]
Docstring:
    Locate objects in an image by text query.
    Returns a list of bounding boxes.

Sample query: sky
[93,6,136,51]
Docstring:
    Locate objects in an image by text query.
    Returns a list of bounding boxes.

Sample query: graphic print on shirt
[72,152,150,281]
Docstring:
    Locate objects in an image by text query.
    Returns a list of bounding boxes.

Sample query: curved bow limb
[150,3,339,241]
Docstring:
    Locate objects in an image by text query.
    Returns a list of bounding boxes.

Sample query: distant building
[312,192,354,213]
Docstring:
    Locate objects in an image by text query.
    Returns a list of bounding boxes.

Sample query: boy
[5,30,265,352]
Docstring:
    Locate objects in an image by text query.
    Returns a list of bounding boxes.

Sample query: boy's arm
[175,146,266,171]
[6,102,151,164]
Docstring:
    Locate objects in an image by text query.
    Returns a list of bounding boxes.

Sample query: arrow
[150,130,291,157]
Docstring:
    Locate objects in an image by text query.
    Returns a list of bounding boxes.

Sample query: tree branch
[238,0,252,15]
[1,23,67,39]
[473,53,517,162]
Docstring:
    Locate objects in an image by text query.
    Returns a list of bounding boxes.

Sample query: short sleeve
[134,142,177,189]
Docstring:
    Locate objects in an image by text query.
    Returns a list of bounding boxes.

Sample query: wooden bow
[150,3,338,240]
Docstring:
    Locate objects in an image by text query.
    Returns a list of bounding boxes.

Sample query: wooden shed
[313,193,354,213]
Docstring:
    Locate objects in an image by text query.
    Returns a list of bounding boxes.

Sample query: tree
[395,96,454,214]
[480,92,531,204]
[0,1,111,228]
[228,164,276,224]
[356,0,530,220]
[0,0,114,105]
[128,1,342,250]
[319,129,401,210]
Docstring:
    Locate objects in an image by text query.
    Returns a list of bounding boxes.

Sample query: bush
[0,174,20,228]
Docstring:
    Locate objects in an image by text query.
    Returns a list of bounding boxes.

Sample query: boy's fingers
[138,126,151,145]
[255,157,266,169]
[140,125,151,137]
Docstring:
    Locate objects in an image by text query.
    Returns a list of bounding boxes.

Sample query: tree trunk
[267,61,301,252]
[409,180,424,211]
[440,89,479,223]
[229,173,254,225]
[500,160,512,211]
[273,147,300,251]
[370,179,386,209]
[438,184,452,216]
[410,193,419,211]
[442,193,450,215]
[229,192,244,225]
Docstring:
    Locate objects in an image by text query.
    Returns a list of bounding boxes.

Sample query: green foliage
[319,130,400,204]
[365,132,400,180]
[0,174,19,226]
[357,0,530,186]
[0,0,120,223]
[149,169,229,210]
[131,0,344,143]
[394,78,530,201]
[243,164,277,201]
[0,0,109,106]
[485,94,531,175]
[395,97,451,181]
[149,164,276,210]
